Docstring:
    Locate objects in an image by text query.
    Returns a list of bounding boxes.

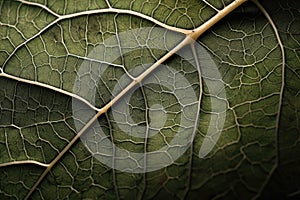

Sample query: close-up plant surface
[0,0,299,199]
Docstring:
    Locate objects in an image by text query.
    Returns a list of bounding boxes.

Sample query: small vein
[15,0,192,34]
[288,190,300,198]
[59,8,192,35]
[251,0,285,198]
[16,0,60,18]
[0,160,49,168]
[2,17,61,70]
[105,0,112,8]
[0,72,100,112]
[105,112,120,200]
[183,43,204,199]
[202,0,221,12]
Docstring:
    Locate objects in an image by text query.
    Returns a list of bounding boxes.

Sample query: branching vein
[21,0,248,198]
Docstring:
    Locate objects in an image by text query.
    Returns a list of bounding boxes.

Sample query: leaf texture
[0,0,299,199]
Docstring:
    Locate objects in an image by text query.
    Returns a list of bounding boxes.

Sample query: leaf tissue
[0,0,299,199]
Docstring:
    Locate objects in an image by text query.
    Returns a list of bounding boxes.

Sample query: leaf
[0,0,299,199]
[256,0,300,198]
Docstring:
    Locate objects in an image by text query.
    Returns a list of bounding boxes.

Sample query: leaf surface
[0,0,299,199]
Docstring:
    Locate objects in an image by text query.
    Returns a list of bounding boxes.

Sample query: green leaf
[0,0,299,199]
